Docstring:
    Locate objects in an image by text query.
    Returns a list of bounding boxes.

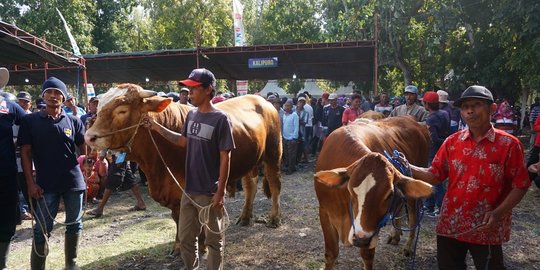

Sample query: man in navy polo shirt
[19,77,86,270]
[0,67,27,270]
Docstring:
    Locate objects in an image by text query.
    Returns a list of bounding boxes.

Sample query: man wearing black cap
[410,85,530,269]
[18,76,87,270]
[0,67,27,270]
[143,68,235,270]
[16,91,32,113]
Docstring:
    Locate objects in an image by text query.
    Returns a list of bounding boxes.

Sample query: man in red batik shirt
[410,85,530,270]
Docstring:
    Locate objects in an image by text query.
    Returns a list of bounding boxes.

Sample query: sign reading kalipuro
[248,57,278,69]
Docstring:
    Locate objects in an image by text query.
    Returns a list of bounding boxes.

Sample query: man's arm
[143,116,186,147]
[478,187,528,231]
[409,164,440,185]
[212,150,231,208]
[21,145,43,199]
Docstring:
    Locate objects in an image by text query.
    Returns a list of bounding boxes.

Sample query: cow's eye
[117,110,127,115]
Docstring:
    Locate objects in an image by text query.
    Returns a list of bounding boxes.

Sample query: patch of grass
[304,259,323,270]
[8,188,177,270]
[9,217,176,269]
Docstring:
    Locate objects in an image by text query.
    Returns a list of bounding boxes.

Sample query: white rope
[146,128,230,235]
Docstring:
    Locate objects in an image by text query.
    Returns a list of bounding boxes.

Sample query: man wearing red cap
[142,68,235,270]
[421,91,450,217]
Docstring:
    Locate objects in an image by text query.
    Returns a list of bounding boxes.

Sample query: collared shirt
[18,110,86,192]
[324,105,345,134]
[429,127,530,245]
[389,103,429,122]
[282,111,299,140]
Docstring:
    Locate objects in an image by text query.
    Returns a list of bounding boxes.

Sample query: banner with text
[233,0,248,94]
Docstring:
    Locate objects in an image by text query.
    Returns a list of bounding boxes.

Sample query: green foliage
[17,0,98,54]
[2,0,539,101]
[253,0,322,44]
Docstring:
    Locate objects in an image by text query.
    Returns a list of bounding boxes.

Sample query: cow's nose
[352,235,372,248]
[84,133,97,144]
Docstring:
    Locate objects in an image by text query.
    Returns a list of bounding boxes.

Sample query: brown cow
[314,116,433,270]
[84,84,282,254]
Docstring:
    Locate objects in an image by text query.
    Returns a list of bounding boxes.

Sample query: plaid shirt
[430,127,530,245]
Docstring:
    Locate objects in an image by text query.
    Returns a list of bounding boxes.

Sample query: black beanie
[41,77,68,100]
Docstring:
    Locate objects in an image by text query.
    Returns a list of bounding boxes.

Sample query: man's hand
[27,182,44,199]
[211,192,225,208]
[477,210,501,232]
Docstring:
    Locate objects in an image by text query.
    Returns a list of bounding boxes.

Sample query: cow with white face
[85,83,283,256]
[314,116,433,270]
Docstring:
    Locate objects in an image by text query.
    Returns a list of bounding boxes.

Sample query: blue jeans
[32,190,84,244]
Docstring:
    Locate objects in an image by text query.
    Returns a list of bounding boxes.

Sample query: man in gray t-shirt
[182,109,235,195]
[144,68,234,270]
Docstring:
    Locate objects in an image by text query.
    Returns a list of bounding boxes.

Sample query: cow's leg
[360,247,376,270]
[402,199,418,257]
[319,208,339,270]
[236,169,258,226]
[264,161,281,228]
[387,204,403,245]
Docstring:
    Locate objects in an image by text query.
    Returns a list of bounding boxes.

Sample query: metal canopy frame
[0,20,85,85]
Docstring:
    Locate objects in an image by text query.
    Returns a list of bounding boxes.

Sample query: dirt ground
[9,153,540,269]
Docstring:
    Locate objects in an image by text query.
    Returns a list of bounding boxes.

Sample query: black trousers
[0,172,18,242]
[526,146,540,189]
[437,235,505,270]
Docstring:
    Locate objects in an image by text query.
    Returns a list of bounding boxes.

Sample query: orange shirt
[430,127,530,245]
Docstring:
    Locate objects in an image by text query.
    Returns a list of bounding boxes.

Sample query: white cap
[328,93,338,100]
[437,90,449,103]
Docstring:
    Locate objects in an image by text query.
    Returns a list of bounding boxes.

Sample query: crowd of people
[0,64,538,270]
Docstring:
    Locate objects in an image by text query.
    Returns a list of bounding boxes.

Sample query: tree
[17,0,97,54]
[92,0,137,53]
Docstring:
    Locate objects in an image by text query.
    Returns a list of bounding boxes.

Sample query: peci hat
[422,91,439,104]
[453,85,494,108]
[41,77,69,101]
[0,67,9,89]
[17,91,32,101]
[404,85,418,95]
[437,90,449,103]
[179,68,216,88]
[328,93,338,100]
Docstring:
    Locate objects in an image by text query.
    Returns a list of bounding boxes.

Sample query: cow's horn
[139,89,157,98]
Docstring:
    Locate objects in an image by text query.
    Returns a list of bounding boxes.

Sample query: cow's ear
[314,168,350,188]
[395,174,433,199]
[143,97,172,113]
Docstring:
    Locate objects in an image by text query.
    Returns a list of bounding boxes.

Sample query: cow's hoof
[403,248,411,257]
[265,217,281,228]
[168,248,180,258]
[386,236,400,245]
[236,217,251,226]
